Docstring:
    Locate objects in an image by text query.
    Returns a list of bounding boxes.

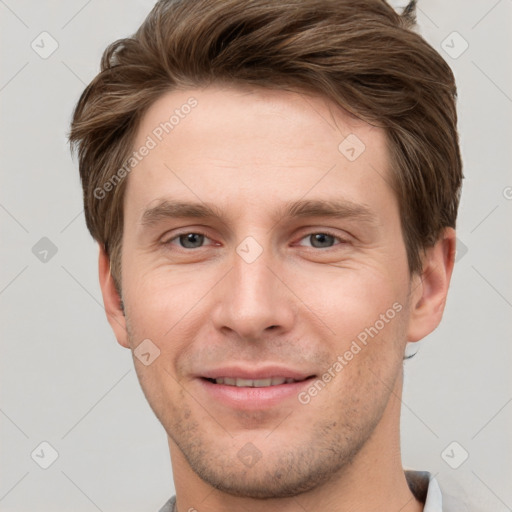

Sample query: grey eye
[179,233,205,248]
[309,233,335,248]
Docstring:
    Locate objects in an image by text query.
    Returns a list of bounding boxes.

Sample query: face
[109,84,426,498]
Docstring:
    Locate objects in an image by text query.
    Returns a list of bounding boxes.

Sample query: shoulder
[437,471,499,512]
[406,468,494,512]
[157,495,176,512]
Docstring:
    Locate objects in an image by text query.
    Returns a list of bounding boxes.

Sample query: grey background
[1,1,511,511]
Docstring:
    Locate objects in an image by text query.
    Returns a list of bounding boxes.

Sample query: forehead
[125,84,393,218]
[134,83,382,153]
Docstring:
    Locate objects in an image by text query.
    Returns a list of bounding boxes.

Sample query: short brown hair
[69,0,463,294]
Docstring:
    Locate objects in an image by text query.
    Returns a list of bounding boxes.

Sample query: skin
[98,84,455,512]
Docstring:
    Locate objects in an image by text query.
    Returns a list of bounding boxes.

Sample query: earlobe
[98,243,130,348]
[407,228,456,343]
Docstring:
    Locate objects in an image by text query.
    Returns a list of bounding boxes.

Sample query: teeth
[213,377,299,387]
[236,378,257,387]
[253,378,272,387]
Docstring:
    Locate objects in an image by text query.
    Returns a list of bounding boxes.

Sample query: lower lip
[198,378,315,409]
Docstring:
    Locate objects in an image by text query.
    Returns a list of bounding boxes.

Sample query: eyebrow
[280,199,376,223]
[140,198,377,228]
[140,201,224,227]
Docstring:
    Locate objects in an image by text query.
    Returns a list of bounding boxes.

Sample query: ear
[98,243,130,348]
[407,228,456,342]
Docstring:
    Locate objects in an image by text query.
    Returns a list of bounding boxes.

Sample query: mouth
[203,376,313,387]
[197,369,317,409]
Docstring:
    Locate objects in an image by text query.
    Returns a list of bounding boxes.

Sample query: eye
[166,232,212,249]
[297,232,345,249]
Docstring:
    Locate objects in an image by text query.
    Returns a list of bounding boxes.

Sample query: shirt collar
[405,470,443,511]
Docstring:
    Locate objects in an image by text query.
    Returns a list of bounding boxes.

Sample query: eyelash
[163,230,348,249]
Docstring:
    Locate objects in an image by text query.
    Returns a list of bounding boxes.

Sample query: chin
[173,428,364,500]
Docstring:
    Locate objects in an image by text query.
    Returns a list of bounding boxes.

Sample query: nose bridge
[212,243,294,338]
[234,251,275,309]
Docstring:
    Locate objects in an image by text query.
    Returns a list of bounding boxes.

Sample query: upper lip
[199,366,315,381]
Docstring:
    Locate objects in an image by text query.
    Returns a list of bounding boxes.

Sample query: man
[69,0,463,510]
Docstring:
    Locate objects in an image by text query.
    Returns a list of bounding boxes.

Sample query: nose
[211,247,296,341]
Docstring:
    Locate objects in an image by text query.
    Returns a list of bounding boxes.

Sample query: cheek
[294,265,407,338]
[300,273,409,397]
[123,270,216,396]
[123,256,208,335]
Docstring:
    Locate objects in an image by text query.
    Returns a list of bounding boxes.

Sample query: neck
[168,370,424,512]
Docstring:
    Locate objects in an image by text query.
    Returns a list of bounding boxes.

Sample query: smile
[205,376,306,387]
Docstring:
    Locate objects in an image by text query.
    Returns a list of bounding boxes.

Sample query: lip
[199,366,313,381]
[196,366,316,410]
